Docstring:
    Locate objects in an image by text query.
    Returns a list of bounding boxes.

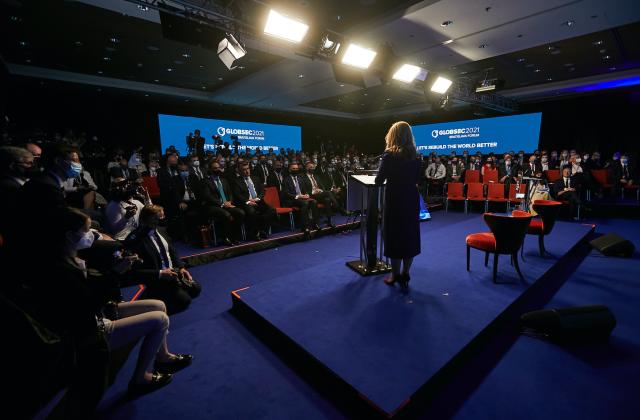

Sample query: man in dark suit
[612,153,636,190]
[198,161,245,245]
[253,155,271,187]
[188,154,206,182]
[301,161,346,227]
[231,162,277,240]
[108,157,140,182]
[124,205,201,315]
[553,166,582,219]
[498,153,520,194]
[193,129,205,158]
[282,162,321,237]
[266,159,286,193]
[445,156,465,183]
[522,154,542,178]
[157,155,199,241]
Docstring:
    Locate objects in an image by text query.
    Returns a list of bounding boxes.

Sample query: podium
[346,174,391,276]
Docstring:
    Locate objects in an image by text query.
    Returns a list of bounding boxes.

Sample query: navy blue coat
[375,152,421,259]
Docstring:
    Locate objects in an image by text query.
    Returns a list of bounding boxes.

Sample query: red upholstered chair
[544,169,561,184]
[517,200,562,257]
[263,186,295,231]
[482,168,499,185]
[464,169,480,183]
[465,182,486,213]
[508,183,525,210]
[445,182,465,212]
[486,183,509,213]
[466,212,532,283]
[141,176,161,200]
[590,169,614,197]
[621,184,640,201]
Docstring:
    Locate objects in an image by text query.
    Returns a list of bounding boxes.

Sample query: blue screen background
[157,114,302,156]
[412,112,542,155]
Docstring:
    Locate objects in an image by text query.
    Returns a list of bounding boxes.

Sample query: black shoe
[128,372,172,397]
[326,219,336,229]
[222,237,234,247]
[303,228,311,240]
[312,223,321,231]
[253,233,262,241]
[399,273,411,289]
[260,230,269,239]
[155,354,193,374]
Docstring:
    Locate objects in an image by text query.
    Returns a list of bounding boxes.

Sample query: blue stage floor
[233,216,594,415]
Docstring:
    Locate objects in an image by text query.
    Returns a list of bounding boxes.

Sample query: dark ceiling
[301,20,640,114]
[0,0,283,92]
[448,20,640,90]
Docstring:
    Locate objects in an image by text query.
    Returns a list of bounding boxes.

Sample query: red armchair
[517,200,562,257]
[466,212,532,283]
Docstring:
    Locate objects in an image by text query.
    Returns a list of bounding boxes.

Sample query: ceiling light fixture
[217,34,247,70]
[430,76,452,94]
[264,9,309,43]
[392,64,427,83]
[478,43,488,49]
[341,43,377,69]
[563,20,575,27]
[442,39,454,45]
[441,20,453,27]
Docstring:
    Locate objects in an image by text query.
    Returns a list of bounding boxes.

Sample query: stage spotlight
[264,9,309,43]
[430,76,453,94]
[341,43,377,69]
[321,34,341,55]
[217,34,246,70]
[393,64,427,83]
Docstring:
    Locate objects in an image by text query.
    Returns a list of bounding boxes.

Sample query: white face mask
[74,230,95,250]
[192,160,200,167]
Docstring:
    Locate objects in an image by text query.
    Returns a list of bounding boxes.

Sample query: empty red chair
[519,200,562,257]
[590,168,614,197]
[544,169,561,183]
[464,169,480,183]
[482,168,499,185]
[141,176,161,200]
[486,183,509,213]
[263,186,295,231]
[465,182,486,213]
[466,212,532,283]
[445,182,465,212]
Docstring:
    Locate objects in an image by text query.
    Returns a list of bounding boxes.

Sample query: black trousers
[239,201,277,236]
[201,205,245,241]
[141,278,202,315]
[560,191,582,217]
[286,199,320,229]
[312,191,343,219]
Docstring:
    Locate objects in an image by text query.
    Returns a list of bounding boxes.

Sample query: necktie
[276,172,282,188]
[565,178,569,188]
[123,168,129,179]
[215,177,227,202]
[246,177,257,199]
[262,165,268,183]
[506,165,511,175]
[531,164,534,172]
[293,176,302,196]
[184,180,194,200]
[624,165,628,178]
[153,230,171,269]
[310,175,318,189]
[195,168,202,179]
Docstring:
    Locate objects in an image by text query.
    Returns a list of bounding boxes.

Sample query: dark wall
[5,76,640,159]
[4,77,378,154]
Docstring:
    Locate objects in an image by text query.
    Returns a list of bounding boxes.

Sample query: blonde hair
[384,121,417,159]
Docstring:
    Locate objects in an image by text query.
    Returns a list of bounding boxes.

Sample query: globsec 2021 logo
[431,126,480,139]
[216,126,265,140]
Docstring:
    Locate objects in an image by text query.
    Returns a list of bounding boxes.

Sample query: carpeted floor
[34,212,638,420]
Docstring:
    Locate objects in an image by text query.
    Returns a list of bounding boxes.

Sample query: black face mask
[306,168,314,174]
[211,170,224,176]
[289,169,300,175]
[274,167,282,172]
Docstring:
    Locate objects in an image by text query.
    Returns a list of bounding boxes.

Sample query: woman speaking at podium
[375,121,422,288]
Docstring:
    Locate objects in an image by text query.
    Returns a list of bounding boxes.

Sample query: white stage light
[264,9,309,43]
[217,34,246,70]
[393,64,425,83]
[341,43,377,69]
[430,76,453,94]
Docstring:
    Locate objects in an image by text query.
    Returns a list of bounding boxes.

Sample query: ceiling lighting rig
[122,0,516,112]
